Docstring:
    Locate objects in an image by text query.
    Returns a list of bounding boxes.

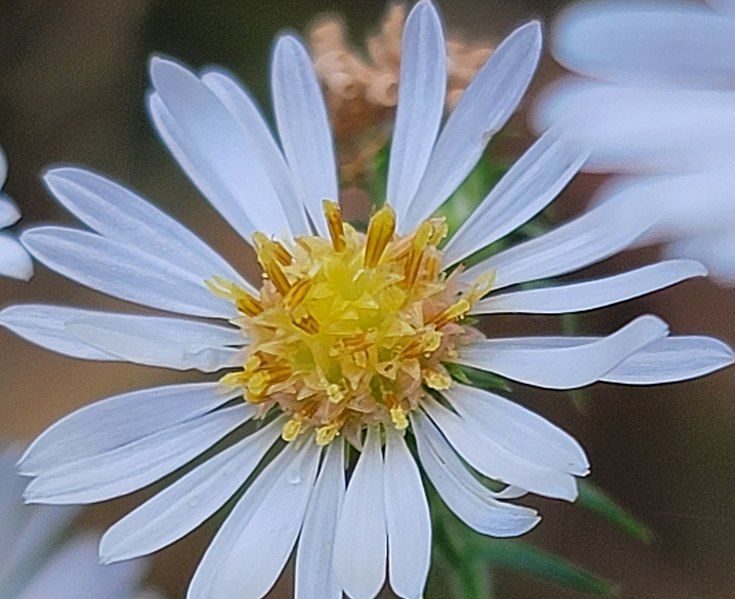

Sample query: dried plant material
[308,3,493,182]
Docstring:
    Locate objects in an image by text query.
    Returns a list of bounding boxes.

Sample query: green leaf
[445,362,511,392]
[469,538,618,596]
[578,480,653,543]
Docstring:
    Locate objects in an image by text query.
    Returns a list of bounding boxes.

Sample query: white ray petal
[0,233,33,281]
[189,442,321,599]
[19,382,241,475]
[458,315,669,389]
[401,21,542,231]
[333,427,387,599]
[43,167,249,289]
[553,0,735,87]
[0,195,20,228]
[412,412,540,536]
[384,428,431,599]
[100,418,282,563]
[271,35,338,236]
[66,312,244,372]
[472,260,706,315]
[21,226,233,319]
[460,195,654,290]
[422,398,579,501]
[444,130,587,265]
[296,440,345,599]
[388,0,446,222]
[149,57,291,239]
[201,69,310,236]
[443,383,588,475]
[24,405,252,504]
[604,336,734,384]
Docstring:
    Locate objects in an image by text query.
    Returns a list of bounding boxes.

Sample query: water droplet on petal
[287,469,301,485]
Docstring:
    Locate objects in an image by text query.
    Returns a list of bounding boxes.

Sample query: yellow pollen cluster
[212,201,486,445]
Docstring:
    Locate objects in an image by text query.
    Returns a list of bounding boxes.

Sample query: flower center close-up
[210,201,491,446]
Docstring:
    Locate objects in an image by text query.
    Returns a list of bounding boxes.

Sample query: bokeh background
[1,1,734,597]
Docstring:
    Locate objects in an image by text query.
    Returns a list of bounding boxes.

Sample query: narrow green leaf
[578,480,653,543]
[469,538,618,596]
[445,362,511,393]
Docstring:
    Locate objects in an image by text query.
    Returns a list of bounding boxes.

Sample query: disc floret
[212,201,487,445]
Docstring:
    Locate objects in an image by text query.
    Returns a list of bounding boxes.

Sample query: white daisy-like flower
[533,0,735,283]
[0,145,34,280]
[0,447,155,599]
[2,2,732,598]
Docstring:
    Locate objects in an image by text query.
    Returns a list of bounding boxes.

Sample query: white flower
[533,0,735,283]
[0,446,155,599]
[0,145,33,280]
[2,2,732,598]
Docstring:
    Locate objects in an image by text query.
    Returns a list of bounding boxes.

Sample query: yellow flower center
[210,201,491,445]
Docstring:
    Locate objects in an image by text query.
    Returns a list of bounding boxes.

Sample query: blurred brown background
[1,1,734,597]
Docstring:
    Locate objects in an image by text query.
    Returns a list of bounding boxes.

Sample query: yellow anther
[423,330,443,353]
[254,232,293,295]
[390,406,409,430]
[247,372,270,396]
[353,350,368,368]
[405,221,433,287]
[315,423,341,446]
[284,278,313,309]
[293,313,320,335]
[424,369,452,390]
[253,232,292,265]
[427,218,449,246]
[323,200,346,252]
[245,354,261,371]
[235,293,264,317]
[364,205,396,268]
[282,418,303,442]
[430,298,471,329]
[326,383,345,403]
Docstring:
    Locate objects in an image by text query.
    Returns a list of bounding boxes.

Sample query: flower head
[533,0,735,283]
[0,447,155,598]
[2,2,732,598]
[0,145,33,281]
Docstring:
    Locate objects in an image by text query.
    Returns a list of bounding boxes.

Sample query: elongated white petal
[201,69,310,236]
[668,232,735,283]
[422,398,579,501]
[553,0,735,86]
[604,336,734,384]
[388,0,446,222]
[0,195,20,228]
[384,429,431,599]
[271,35,337,236]
[66,312,243,372]
[189,442,321,599]
[21,226,233,318]
[19,382,240,475]
[100,418,282,563]
[444,383,588,475]
[458,315,669,389]
[43,167,249,288]
[24,404,252,504]
[296,440,345,599]
[0,232,33,281]
[149,57,291,240]
[333,427,387,599]
[461,195,654,290]
[412,412,540,536]
[444,131,587,265]
[402,21,542,231]
[473,260,706,315]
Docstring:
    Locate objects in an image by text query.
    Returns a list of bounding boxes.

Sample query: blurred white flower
[534,0,735,283]
[0,447,155,599]
[0,146,33,280]
[1,1,732,598]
